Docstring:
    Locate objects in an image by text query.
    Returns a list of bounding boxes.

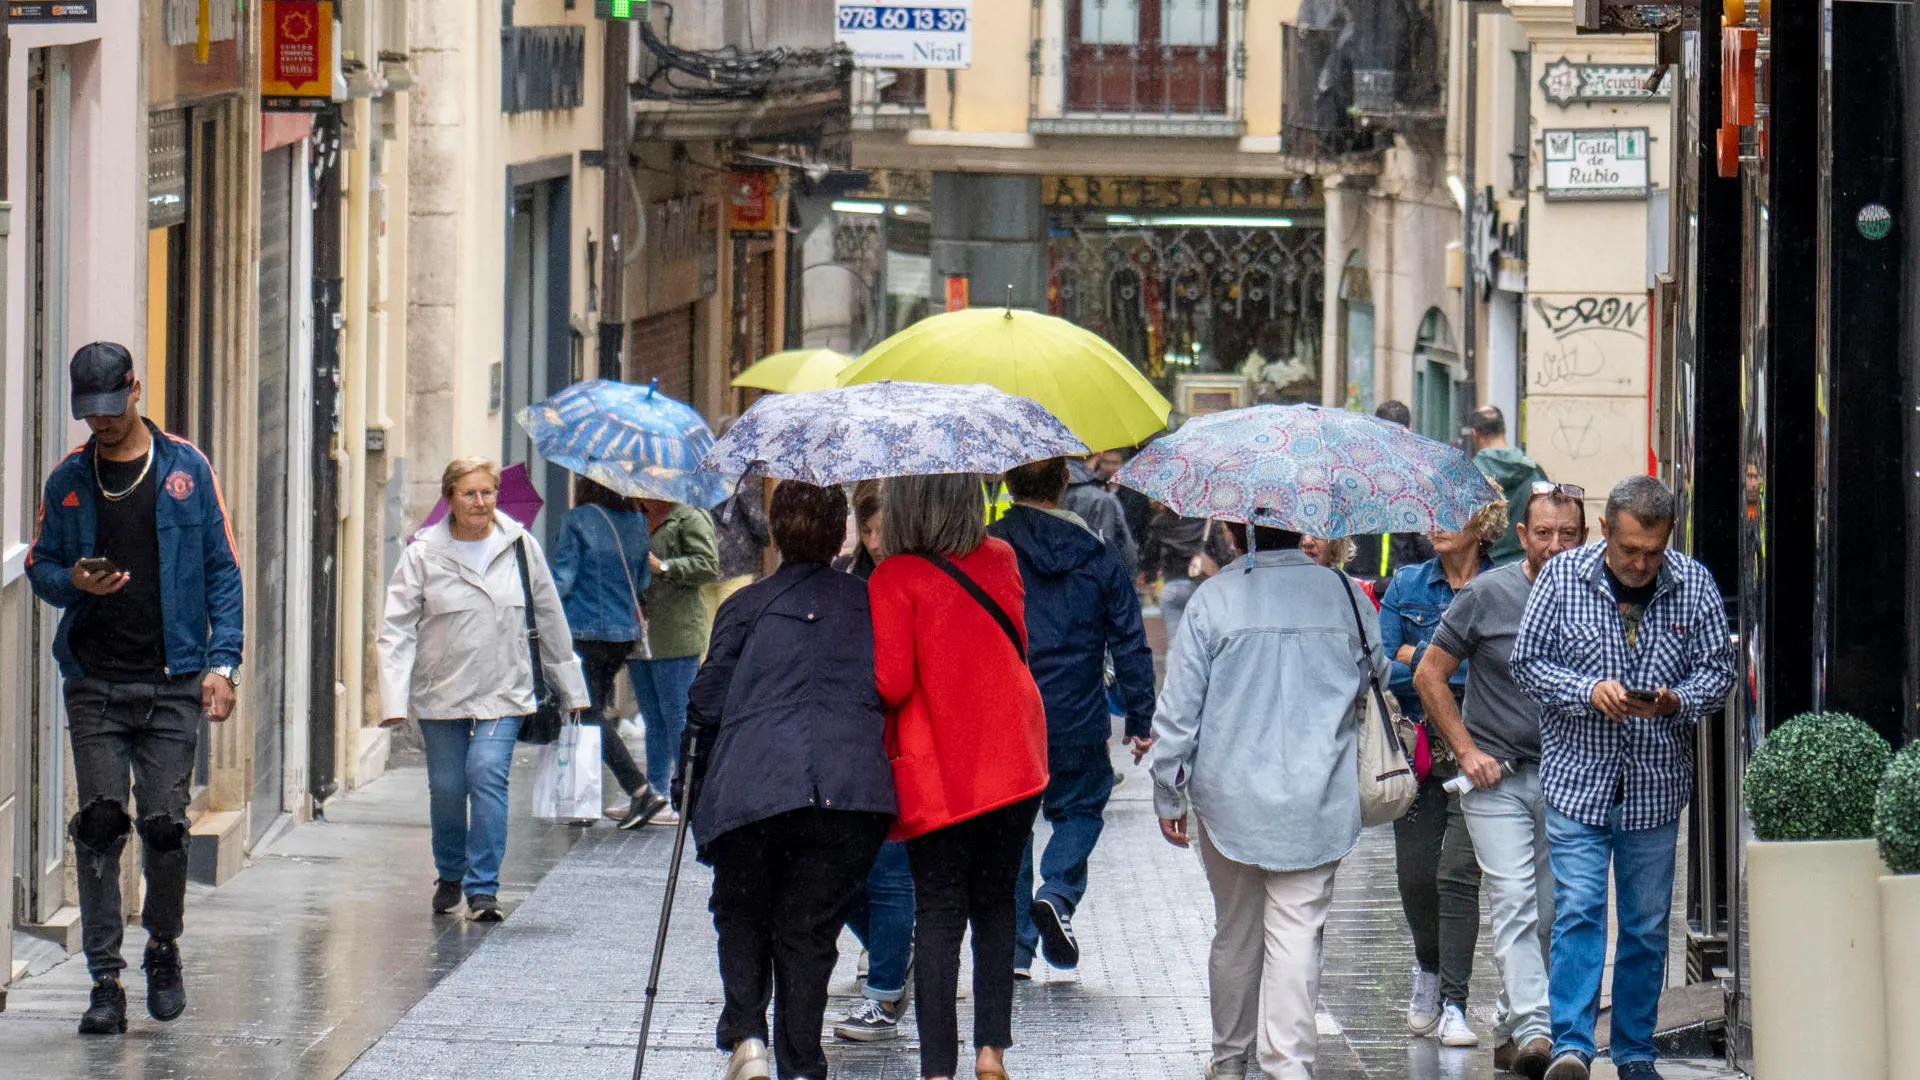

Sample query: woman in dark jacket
[548,477,668,828]
[678,481,897,1080]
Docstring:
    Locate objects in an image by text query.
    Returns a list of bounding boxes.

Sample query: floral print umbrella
[1114,404,1501,536]
[699,381,1088,486]
[516,379,730,507]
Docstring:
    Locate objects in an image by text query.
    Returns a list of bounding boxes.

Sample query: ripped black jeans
[64,674,201,979]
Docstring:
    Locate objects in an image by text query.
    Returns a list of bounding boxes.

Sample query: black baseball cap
[70,342,136,420]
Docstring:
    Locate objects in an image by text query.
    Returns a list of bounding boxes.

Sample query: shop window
[1068,0,1227,114]
[1412,307,1462,442]
[1338,251,1374,413]
[1079,0,1140,45]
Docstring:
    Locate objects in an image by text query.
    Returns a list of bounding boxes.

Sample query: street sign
[261,0,336,113]
[594,0,648,19]
[1539,57,1669,108]
[9,2,96,22]
[835,0,972,69]
[1542,128,1651,201]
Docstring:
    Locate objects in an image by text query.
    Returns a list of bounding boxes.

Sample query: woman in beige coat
[378,458,589,921]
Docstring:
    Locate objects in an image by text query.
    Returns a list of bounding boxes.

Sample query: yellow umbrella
[839,308,1172,451]
[732,349,852,394]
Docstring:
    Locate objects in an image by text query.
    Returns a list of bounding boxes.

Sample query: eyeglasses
[1531,481,1585,501]
[454,489,498,503]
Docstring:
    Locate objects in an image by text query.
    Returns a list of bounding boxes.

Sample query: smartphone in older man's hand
[1624,687,1660,704]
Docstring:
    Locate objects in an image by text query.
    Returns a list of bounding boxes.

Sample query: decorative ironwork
[1030,0,1247,135]
[1049,224,1324,400]
[1280,23,1387,160]
[501,25,586,113]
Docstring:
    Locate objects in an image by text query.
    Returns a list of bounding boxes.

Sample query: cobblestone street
[341,744,1739,1080]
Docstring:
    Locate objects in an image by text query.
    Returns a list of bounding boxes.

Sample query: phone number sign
[835,1,972,69]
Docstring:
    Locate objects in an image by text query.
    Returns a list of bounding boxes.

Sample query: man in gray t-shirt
[1413,484,1588,1078]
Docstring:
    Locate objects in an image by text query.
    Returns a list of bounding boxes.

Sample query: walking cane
[632,737,699,1080]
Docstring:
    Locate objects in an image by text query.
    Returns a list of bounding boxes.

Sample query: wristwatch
[210,665,240,689]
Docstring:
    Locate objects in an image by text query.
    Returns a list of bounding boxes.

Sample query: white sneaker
[1437,1002,1479,1047]
[1407,967,1441,1035]
[723,1037,771,1080]
[647,808,681,827]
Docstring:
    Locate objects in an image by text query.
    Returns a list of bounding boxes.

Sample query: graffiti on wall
[1527,294,1648,396]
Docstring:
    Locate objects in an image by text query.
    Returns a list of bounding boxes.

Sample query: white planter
[1883,875,1920,1080]
[1749,838,1887,1080]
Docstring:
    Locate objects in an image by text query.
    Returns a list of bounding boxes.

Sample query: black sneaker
[143,937,186,1022]
[1543,1053,1591,1080]
[77,978,127,1035]
[1030,896,1080,969]
[467,894,504,922]
[432,878,463,914]
[618,787,670,831]
[832,998,902,1042]
[1615,1063,1664,1080]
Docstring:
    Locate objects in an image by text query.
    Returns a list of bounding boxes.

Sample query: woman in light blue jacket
[1151,522,1387,1080]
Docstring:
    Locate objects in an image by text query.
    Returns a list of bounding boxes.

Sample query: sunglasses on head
[1531,480,1585,501]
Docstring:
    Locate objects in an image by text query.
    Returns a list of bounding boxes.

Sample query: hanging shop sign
[729,172,782,237]
[835,0,972,69]
[1538,57,1669,108]
[944,275,970,312]
[1542,128,1650,201]
[1043,176,1322,212]
[9,2,96,22]
[262,1,337,113]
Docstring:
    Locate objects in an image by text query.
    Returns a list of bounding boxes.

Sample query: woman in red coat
[868,473,1048,1080]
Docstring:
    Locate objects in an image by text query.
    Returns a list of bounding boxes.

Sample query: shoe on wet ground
[467,894,504,921]
[648,808,682,828]
[143,937,187,1022]
[1615,1062,1665,1080]
[1494,1039,1517,1072]
[723,1036,772,1080]
[1543,1051,1591,1080]
[833,997,901,1042]
[432,878,463,914]
[616,787,669,831]
[1013,965,1032,981]
[1513,1037,1553,1079]
[1438,1001,1479,1047]
[1407,966,1440,1035]
[1030,896,1080,969]
[77,978,127,1035]
[1203,1060,1247,1079]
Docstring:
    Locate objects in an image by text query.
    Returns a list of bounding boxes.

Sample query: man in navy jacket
[991,457,1155,976]
[27,342,244,1036]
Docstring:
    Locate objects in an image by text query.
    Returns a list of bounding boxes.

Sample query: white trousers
[1197,823,1341,1080]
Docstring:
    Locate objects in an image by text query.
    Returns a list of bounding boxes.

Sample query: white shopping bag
[532,719,603,822]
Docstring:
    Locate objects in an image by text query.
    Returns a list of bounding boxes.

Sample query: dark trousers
[1014,743,1114,966]
[1393,772,1482,1006]
[709,807,891,1079]
[907,795,1043,1079]
[575,638,650,796]
[64,674,202,979]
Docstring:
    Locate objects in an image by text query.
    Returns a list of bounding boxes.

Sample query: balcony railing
[853,68,929,131]
[1029,0,1247,137]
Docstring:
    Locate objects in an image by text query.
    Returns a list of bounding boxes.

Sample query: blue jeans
[1545,803,1680,1065]
[844,840,916,1002]
[1014,742,1116,966]
[419,717,523,897]
[628,655,700,794]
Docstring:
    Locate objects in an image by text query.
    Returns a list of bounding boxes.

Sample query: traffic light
[595,0,647,18]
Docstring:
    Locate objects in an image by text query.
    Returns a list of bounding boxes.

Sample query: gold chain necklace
[95,442,155,502]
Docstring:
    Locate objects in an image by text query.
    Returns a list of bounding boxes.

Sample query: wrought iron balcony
[1028,0,1247,138]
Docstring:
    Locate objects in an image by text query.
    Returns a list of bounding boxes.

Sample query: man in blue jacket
[991,457,1156,977]
[27,342,244,1036]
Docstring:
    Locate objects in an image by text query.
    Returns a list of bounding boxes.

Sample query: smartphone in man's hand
[1624,687,1660,704]
[75,556,118,575]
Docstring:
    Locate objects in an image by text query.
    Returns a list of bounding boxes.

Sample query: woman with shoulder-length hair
[378,457,589,921]
[677,481,897,1080]
[548,475,670,828]
[868,473,1048,1080]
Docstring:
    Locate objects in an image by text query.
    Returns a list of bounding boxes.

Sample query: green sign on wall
[595,0,648,18]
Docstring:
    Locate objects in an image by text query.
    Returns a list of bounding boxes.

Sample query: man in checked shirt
[1509,476,1735,1080]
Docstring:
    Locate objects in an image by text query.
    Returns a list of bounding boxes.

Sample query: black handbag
[513,538,566,745]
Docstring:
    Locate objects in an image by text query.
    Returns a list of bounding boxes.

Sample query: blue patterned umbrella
[1114,404,1500,536]
[699,381,1089,486]
[516,379,729,507]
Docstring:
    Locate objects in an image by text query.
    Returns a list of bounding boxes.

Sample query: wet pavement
[0,749,583,1079]
[342,742,1744,1080]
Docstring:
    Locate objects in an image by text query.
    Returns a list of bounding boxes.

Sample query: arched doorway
[1338,252,1374,411]
[1412,307,1463,442]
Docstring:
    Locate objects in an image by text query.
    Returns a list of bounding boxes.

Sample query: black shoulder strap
[513,538,552,700]
[915,552,1027,664]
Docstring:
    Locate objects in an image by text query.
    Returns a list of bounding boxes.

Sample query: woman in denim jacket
[549,478,665,828]
[1377,502,1506,1050]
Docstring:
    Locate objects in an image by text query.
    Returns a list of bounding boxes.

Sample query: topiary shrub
[1877,743,1920,874]
[1744,711,1892,841]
